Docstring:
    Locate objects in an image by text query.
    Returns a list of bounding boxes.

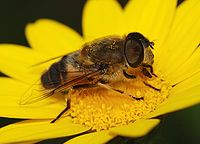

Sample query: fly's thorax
[81,37,125,65]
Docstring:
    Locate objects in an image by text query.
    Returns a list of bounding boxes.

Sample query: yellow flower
[0,0,200,143]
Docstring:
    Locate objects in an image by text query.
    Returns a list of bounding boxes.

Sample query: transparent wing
[20,70,101,105]
[30,54,65,67]
[19,79,54,105]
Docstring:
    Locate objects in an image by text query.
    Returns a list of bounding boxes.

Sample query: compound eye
[124,39,144,67]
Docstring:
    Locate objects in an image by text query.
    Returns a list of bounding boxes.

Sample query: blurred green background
[0,0,199,144]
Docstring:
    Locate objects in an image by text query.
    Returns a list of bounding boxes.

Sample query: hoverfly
[21,32,155,123]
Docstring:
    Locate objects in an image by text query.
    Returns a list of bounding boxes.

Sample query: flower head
[0,0,200,143]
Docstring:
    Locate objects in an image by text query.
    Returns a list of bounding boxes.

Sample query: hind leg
[50,97,71,123]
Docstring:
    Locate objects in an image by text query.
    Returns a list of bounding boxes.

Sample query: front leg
[141,67,152,78]
[142,64,157,77]
[123,70,136,79]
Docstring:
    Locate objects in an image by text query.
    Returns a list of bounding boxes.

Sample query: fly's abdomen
[41,58,67,89]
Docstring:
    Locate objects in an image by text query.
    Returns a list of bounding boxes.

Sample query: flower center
[66,68,171,131]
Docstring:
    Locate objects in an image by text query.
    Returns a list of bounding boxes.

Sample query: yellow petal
[157,0,200,76]
[82,0,124,41]
[110,119,159,137]
[170,72,200,94]
[0,78,65,119]
[26,19,83,57]
[0,44,45,65]
[65,131,115,144]
[170,0,199,33]
[0,44,46,83]
[125,0,176,49]
[147,85,200,118]
[166,47,200,85]
[0,118,90,144]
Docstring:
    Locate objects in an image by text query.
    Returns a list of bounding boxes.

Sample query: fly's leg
[142,64,157,77]
[143,82,160,92]
[51,83,97,123]
[141,64,162,91]
[141,67,152,78]
[51,96,71,123]
[123,70,136,79]
[97,82,143,100]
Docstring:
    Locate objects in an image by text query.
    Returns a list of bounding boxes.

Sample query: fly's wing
[30,51,78,67]
[19,79,53,105]
[20,70,102,105]
[30,54,67,67]
[50,70,101,94]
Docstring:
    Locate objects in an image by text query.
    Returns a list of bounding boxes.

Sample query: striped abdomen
[41,57,67,89]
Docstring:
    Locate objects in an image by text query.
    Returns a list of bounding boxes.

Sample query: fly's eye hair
[124,32,145,67]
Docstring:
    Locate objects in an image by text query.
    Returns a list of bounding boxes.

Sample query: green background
[0,0,199,143]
